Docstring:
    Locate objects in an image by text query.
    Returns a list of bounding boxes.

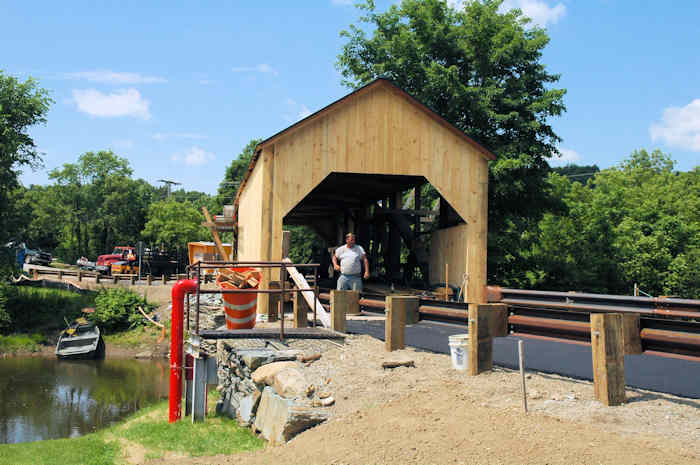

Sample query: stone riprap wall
[216,340,333,443]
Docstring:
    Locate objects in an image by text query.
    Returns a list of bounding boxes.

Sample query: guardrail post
[386,296,412,351]
[57,270,63,280]
[345,290,361,315]
[113,275,118,284]
[162,275,167,285]
[621,313,642,355]
[293,287,308,328]
[330,290,353,333]
[467,304,506,375]
[78,270,82,282]
[32,269,38,280]
[591,313,626,406]
[95,274,100,284]
[130,275,136,285]
[147,274,152,286]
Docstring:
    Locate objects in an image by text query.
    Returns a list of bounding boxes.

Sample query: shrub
[93,288,155,333]
[1,286,95,334]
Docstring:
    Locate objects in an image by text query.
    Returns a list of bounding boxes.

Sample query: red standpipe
[169,279,198,423]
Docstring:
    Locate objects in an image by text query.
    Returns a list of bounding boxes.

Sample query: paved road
[347,318,700,399]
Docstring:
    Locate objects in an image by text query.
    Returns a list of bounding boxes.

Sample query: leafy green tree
[141,200,209,248]
[337,0,567,286]
[530,150,699,298]
[552,164,600,185]
[0,72,52,246]
[217,138,261,207]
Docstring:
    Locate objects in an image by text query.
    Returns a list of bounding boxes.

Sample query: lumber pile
[219,268,260,289]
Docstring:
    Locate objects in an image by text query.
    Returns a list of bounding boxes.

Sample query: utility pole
[157,179,181,199]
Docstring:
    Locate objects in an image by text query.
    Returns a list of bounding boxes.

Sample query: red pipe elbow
[169,279,198,423]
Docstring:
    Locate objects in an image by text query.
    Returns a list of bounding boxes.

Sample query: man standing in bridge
[333,233,370,291]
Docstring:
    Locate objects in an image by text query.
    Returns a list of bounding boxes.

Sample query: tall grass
[1,286,96,333]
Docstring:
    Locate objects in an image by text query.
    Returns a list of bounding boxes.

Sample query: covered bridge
[234,78,494,314]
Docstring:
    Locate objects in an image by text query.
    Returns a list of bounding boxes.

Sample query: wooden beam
[591,313,626,406]
[621,313,642,355]
[293,289,309,328]
[330,290,355,333]
[283,259,330,327]
[467,303,496,375]
[202,206,230,261]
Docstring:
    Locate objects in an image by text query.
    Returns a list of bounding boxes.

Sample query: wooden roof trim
[233,78,496,210]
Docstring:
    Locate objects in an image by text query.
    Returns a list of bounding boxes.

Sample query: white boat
[56,318,105,359]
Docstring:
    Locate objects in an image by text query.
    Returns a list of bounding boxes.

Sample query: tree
[141,200,209,248]
[529,150,699,298]
[217,138,261,207]
[0,72,52,246]
[337,0,566,286]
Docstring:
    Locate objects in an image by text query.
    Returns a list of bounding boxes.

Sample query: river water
[0,357,170,444]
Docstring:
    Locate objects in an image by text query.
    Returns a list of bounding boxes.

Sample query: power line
[157,179,182,199]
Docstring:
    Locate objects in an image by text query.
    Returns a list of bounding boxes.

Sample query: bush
[93,288,155,333]
[0,284,11,332]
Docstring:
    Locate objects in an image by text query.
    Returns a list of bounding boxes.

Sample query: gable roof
[234,78,496,208]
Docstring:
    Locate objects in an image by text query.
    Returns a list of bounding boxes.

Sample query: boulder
[251,361,298,385]
[272,367,310,399]
[239,349,298,371]
[236,388,262,426]
[254,387,329,443]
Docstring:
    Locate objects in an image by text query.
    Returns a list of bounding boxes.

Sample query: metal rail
[317,287,700,361]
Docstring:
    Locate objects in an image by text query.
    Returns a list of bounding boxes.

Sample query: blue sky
[4,0,698,195]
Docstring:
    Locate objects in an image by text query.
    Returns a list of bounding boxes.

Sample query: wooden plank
[202,206,230,261]
[591,313,626,406]
[283,258,330,328]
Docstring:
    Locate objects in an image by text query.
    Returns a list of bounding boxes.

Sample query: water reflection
[0,357,169,444]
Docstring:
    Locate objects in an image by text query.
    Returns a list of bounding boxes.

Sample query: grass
[0,434,120,465]
[103,324,167,348]
[0,396,264,464]
[0,333,46,353]
[3,286,96,332]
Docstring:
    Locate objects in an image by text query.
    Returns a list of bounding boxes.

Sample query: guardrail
[23,264,188,285]
[318,287,700,362]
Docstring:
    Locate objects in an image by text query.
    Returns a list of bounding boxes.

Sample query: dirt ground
[146,330,699,465]
[30,277,700,463]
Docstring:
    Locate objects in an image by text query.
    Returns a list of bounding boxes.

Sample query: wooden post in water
[591,313,626,406]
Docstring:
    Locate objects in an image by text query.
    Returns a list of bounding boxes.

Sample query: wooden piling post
[293,288,309,328]
[386,295,414,352]
[591,313,626,406]
[467,304,507,375]
[330,290,355,333]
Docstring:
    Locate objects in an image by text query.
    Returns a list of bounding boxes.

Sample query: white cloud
[551,148,581,166]
[231,64,279,76]
[152,132,206,141]
[449,0,566,27]
[66,70,167,84]
[650,99,700,151]
[72,88,151,119]
[171,147,215,166]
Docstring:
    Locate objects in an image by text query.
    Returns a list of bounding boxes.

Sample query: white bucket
[448,334,469,371]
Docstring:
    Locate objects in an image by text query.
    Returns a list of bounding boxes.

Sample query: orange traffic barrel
[216,267,262,329]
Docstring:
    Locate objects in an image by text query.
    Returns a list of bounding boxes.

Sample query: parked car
[9,242,53,266]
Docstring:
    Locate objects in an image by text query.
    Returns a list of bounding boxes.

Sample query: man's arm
[332,251,340,272]
[363,254,370,280]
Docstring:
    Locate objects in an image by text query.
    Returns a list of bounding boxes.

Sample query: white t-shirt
[335,244,365,275]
